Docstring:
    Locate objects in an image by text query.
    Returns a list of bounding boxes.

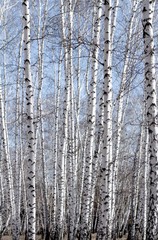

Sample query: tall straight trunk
[143,128,148,240]
[0,81,17,240]
[14,30,24,240]
[128,132,142,240]
[111,0,119,43]
[77,52,91,222]
[35,1,48,238]
[114,0,138,164]
[77,52,91,225]
[141,83,149,240]
[142,0,158,239]
[79,1,102,239]
[51,53,62,239]
[39,105,49,240]
[66,1,77,239]
[22,1,36,239]
[113,1,139,223]
[34,0,48,140]
[0,7,18,238]
[57,1,69,238]
[89,0,103,228]
[20,69,29,235]
[75,18,82,232]
[97,0,113,239]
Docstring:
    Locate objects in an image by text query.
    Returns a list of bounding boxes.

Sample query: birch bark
[113,1,139,221]
[142,0,158,239]
[35,1,48,238]
[51,53,61,239]
[80,1,102,238]
[97,0,113,239]
[22,1,36,239]
[66,1,77,238]
[57,1,69,237]
[14,31,24,240]
[0,80,17,240]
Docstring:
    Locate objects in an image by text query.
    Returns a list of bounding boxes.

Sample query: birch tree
[14,31,24,240]
[65,1,78,239]
[113,0,139,230]
[56,1,70,238]
[97,0,113,239]
[22,0,36,239]
[0,78,17,240]
[80,1,102,239]
[35,1,49,238]
[142,0,158,239]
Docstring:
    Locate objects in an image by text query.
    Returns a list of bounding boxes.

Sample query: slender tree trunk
[57,1,69,238]
[39,106,49,240]
[14,30,24,240]
[22,1,36,239]
[128,132,142,240]
[142,0,158,239]
[66,1,77,239]
[97,0,113,239]
[80,1,102,239]
[51,53,62,239]
[0,73,18,240]
[35,1,48,238]
[143,128,148,240]
[113,2,139,227]
[111,0,119,43]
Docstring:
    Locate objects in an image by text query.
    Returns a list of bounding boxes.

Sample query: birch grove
[0,0,158,239]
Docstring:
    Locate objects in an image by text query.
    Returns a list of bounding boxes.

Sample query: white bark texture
[80,1,102,238]
[14,30,24,240]
[113,0,138,200]
[97,0,113,239]
[51,53,61,238]
[57,1,69,237]
[23,0,36,239]
[66,2,77,239]
[0,81,17,240]
[142,0,158,239]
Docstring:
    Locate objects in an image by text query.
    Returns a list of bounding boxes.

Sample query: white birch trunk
[66,1,77,238]
[14,30,24,240]
[51,52,62,239]
[97,0,113,239]
[111,0,119,43]
[142,0,158,239]
[0,80,17,239]
[39,105,48,240]
[80,1,102,238]
[36,1,48,238]
[58,1,69,237]
[129,132,142,240]
[113,1,139,222]
[143,129,149,240]
[22,1,36,239]
[74,27,82,233]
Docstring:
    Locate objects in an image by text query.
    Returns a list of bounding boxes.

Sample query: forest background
[0,0,157,240]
